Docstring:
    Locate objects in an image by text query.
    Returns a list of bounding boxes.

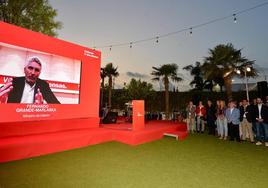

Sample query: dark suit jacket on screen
[7,77,60,104]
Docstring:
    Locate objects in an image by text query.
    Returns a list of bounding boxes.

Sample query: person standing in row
[255,98,268,146]
[217,100,228,140]
[226,100,240,142]
[206,100,216,135]
[186,101,196,134]
[239,99,254,143]
[196,101,206,133]
[215,100,221,136]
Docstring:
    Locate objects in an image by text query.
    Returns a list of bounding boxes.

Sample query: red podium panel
[132,100,145,131]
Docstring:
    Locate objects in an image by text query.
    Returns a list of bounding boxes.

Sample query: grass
[1,134,268,188]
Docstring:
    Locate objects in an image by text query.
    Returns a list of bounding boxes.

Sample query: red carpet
[0,120,187,163]
[101,123,132,130]
[106,120,187,145]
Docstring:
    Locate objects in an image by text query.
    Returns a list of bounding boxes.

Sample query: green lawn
[1,134,268,188]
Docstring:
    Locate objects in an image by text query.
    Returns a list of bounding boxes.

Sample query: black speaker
[257,81,268,100]
[102,112,118,124]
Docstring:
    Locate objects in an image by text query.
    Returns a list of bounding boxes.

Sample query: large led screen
[0,21,101,123]
[0,42,82,104]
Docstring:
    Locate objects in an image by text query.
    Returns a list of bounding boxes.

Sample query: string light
[92,1,268,50]
[109,45,112,51]
[233,14,237,23]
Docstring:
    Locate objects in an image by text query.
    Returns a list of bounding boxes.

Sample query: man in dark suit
[0,57,60,104]
[206,100,216,135]
[239,99,254,143]
[254,98,268,146]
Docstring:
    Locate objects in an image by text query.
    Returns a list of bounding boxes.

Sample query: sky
[49,0,268,91]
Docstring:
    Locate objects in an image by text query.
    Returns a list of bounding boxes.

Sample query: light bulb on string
[233,14,237,23]
[90,3,268,52]
[109,46,112,51]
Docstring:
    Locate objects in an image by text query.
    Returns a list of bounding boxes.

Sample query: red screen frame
[0,21,101,123]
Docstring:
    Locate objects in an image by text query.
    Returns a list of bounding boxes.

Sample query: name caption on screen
[16,104,56,113]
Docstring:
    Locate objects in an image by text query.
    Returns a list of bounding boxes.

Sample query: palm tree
[104,63,119,108]
[100,68,107,107]
[213,76,225,92]
[183,61,204,90]
[202,43,257,100]
[203,80,214,91]
[151,64,182,119]
[100,68,107,89]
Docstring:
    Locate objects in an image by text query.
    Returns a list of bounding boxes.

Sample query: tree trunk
[224,76,232,101]
[100,78,105,107]
[101,78,105,89]
[108,76,112,108]
[164,76,169,119]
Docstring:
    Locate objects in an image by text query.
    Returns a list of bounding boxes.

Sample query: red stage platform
[104,121,188,145]
[0,121,187,163]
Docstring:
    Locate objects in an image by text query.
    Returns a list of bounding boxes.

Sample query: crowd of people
[185,96,268,146]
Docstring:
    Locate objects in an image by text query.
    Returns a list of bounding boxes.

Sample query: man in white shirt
[0,57,60,104]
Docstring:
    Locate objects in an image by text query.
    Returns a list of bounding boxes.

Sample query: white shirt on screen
[20,82,35,103]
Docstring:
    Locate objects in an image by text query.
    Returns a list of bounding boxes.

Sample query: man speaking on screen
[0,57,60,104]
